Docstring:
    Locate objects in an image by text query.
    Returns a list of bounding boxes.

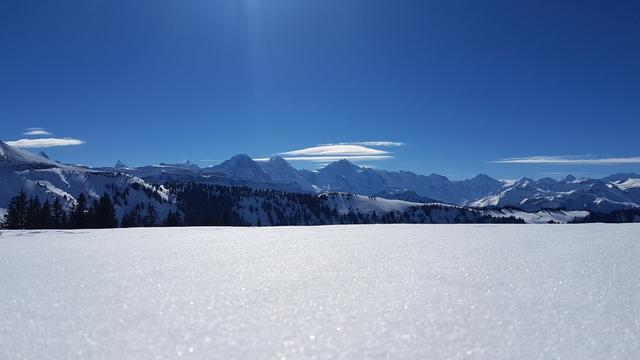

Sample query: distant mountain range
[92,152,640,213]
[1,140,639,224]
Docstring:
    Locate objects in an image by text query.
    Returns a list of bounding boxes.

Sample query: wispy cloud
[281,145,389,157]
[23,127,52,136]
[255,155,394,162]
[324,141,405,147]
[6,138,85,148]
[256,141,403,165]
[493,155,640,165]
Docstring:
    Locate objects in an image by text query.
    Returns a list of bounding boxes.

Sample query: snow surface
[321,193,432,214]
[484,209,590,224]
[613,178,640,191]
[1,225,640,359]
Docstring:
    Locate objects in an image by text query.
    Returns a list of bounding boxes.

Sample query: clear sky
[1,0,639,180]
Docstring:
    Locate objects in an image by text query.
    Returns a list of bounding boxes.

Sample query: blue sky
[1,0,639,179]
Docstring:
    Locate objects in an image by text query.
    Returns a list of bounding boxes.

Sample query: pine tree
[1,190,28,229]
[143,204,159,227]
[51,198,66,228]
[40,199,52,228]
[93,193,118,228]
[162,210,182,227]
[25,196,42,229]
[72,193,89,228]
[120,212,132,228]
[130,204,143,227]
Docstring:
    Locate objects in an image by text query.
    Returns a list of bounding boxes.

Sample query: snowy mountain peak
[158,160,200,170]
[268,155,289,164]
[601,173,640,183]
[516,177,535,185]
[206,154,271,182]
[263,156,296,171]
[472,173,492,181]
[0,141,60,169]
[322,159,360,172]
[465,173,503,187]
[538,177,558,184]
[38,151,50,159]
[114,160,127,169]
[228,154,254,163]
[561,175,577,183]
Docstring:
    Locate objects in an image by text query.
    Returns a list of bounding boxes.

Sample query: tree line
[1,184,524,229]
[1,190,182,229]
[170,182,525,226]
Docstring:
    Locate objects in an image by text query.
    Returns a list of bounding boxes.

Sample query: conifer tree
[1,190,28,229]
[162,210,182,227]
[143,204,159,227]
[93,193,118,228]
[72,193,89,228]
[120,213,132,228]
[25,196,42,229]
[40,199,52,228]
[51,198,66,228]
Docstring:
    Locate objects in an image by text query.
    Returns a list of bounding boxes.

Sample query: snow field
[1,224,639,359]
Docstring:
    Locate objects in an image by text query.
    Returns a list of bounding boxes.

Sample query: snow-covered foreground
[1,225,639,359]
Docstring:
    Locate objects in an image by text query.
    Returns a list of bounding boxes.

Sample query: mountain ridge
[1,141,639,215]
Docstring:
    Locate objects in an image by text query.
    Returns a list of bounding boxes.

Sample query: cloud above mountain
[277,155,393,162]
[255,142,403,163]
[493,155,640,165]
[6,138,85,148]
[23,127,52,136]
[282,145,388,157]
[323,141,405,147]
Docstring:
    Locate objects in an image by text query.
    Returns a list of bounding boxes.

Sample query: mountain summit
[205,154,271,183]
[114,160,127,169]
[0,141,59,169]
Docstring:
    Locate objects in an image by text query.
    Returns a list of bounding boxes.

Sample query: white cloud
[23,128,52,136]
[281,145,389,157]
[256,142,402,165]
[6,138,85,148]
[255,155,393,162]
[325,141,405,147]
[493,155,640,165]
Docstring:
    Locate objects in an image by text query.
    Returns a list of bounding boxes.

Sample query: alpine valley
[1,140,639,226]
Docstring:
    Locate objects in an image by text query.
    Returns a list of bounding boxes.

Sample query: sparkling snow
[1,225,640,359]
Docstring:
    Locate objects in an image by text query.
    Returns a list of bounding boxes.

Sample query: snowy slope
[472,176,640,212]
[319,192,431,214]
[0,140,61,169]
[1,224,639,359]
[483,209,589,224]
[612,178,640,191]
[203,154,271,183]
[0,141,174,219]
[318,192,586,223]
[258,156,314,189]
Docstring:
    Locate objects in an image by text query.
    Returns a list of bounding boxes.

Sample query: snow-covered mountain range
[1,140,639,223]
[470,175,640,213]
[93,154,509,204]
[91,151,640,213]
